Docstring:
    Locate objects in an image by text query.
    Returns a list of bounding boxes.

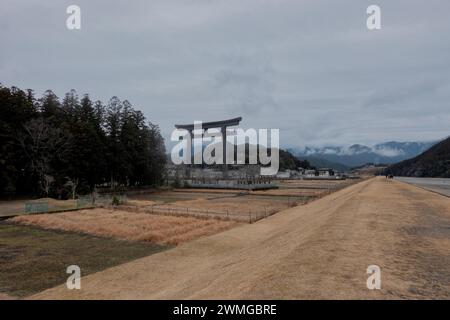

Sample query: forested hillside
[0,84,166,198]
[278,149,313,171]
[385,137,450,177]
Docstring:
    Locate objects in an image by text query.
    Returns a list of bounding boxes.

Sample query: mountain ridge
[288,140,437,168]
[385,137,450,177]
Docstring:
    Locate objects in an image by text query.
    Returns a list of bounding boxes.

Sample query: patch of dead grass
[11,208,240,245]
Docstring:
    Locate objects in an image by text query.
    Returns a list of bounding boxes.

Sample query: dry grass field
[121,178,359,221]
[5,179,361,249]
[32,177,450,300]
[1,178,358,220]
[11,208,240,245]
[250,188,324,197]
[2,177,365,298]
[176,195,296,212]
[124,195,300,221]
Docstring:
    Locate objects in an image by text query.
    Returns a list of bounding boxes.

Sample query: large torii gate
[175,117,242,178]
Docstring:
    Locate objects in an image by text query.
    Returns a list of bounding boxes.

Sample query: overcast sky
[1,0,449,148]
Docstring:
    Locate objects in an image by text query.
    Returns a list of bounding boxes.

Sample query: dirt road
[31,177,450,299]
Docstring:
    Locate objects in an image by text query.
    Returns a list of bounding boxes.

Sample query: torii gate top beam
[175,117,242,131]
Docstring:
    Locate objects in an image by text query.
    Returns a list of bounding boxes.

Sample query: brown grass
[251,188,323,196]
[0,293,16,300]
[30,178,450,300]
[123,181,354,221]
[10,208,240,245]
[160,196,290,214]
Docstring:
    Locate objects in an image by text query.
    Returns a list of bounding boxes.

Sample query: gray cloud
[362,79,445,109]
[1,0,449,149]
[213,51,278,115]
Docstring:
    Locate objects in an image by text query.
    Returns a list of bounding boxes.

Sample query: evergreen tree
[39,90,61,120]
[0,85,37,196]
[0,84,167,198]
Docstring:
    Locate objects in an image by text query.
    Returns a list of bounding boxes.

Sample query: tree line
[0,84,166,199]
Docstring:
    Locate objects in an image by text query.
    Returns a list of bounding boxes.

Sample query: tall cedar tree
[0,84,166,198]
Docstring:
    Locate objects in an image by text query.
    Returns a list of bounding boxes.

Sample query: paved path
[395,177,450,197]
[32,177,450,299]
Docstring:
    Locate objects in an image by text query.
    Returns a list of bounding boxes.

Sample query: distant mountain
[300,156,350,172]
[278,149,314,171]
[175,142,314,171]
[386,137,450,177]
[289,141,436,168]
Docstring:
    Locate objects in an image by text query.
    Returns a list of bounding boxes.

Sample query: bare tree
[42,174,55,196]
[65,177,79,199]
[17,118,71,196]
